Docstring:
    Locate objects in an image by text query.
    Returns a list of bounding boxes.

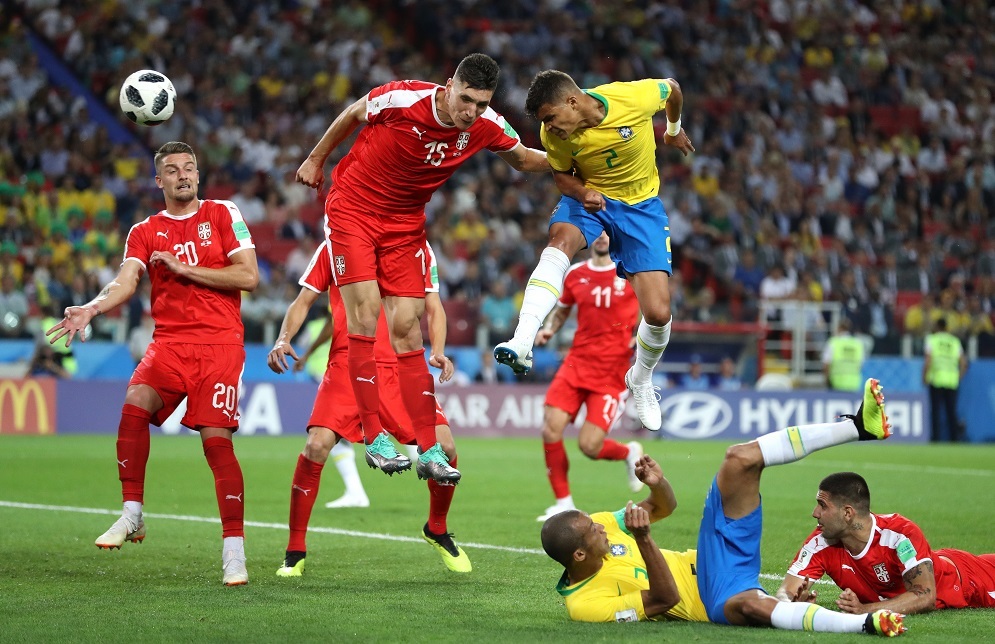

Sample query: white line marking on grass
[0,500,826,585]
[806,460,994,478]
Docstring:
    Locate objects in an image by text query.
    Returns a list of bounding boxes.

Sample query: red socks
[396,349,438,451]
[117,404,151,503]
[347,334,380,444]
[427,456,457,534]
[596,439,629,461]
[287,454,324,552]
[543,440,570,499]
[203,436,245,538]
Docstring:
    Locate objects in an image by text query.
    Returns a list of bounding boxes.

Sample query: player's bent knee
[724,443,763,474]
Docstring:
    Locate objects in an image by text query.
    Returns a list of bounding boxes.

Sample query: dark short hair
[819,472,870,513]
[454,53,500,91]
[540,510,585,568]
[525,70,579,119]
[935,317,948,331]
[154,141,197,174]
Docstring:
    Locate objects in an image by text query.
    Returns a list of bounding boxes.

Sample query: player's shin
[543,440,571,499]
[427,455,457,534]
[117,404,152,511]
[347,334,380,444]
[287,454,324,552]
[396,350,439,451]
[203,436,245,538]
[631,319,671,382]
[770,601,891,634]
[514,247,571,344]
[755,421,859,467]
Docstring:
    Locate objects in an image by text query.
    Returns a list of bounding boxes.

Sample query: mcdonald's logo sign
[0,378,56,435]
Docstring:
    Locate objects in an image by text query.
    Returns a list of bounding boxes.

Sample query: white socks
[405,444,420,461]
[770,601,867,633]
[513,247,571,346]
[631,319,671,381]
[756,421,860,467]
[124,501,143,520]
[330,440,365,497]
[223,535,245,556]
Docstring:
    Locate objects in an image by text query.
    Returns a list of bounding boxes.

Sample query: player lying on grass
[540,378,905,636]
[777,471,995,613]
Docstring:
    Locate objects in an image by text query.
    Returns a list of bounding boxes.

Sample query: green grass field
[1,435,993,642]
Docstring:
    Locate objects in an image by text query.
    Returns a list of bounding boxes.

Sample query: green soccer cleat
[416,443,461,485]
[863,609,906,637]
[276,551,306,578]
[364,431,412,476]
[95,515,145,549]
[844,378,891,441]
[422,523,472,573]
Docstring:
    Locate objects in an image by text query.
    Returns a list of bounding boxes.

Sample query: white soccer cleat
[494,339,534,375]
[625,367,662,431]
[95,515,145,549]
[324,492,371,509]
[536,500,577,522]
[625,442,645,492]
[222,547,248,587]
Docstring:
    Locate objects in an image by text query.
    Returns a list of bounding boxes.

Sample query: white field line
[0,500,826,585]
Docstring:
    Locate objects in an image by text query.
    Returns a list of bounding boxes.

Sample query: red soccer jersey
[123,199,254,345]
[330,80,521,217]
[558,261,640,371]
[299,240,440,364]
[786,513,967,609]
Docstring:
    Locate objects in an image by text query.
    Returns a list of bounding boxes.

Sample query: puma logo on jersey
[118,459,128,469]
[578,278,590,284]
[225,493,243,503]
[292,485,311,497]
[422,391,435,397]
[355,375,376,384]
[412,126,426,140]
[156,231,168,238]
[842,564,855,573]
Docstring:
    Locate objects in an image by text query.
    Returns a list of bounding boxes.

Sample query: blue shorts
[548,194,672,278]
[695,477,766,624]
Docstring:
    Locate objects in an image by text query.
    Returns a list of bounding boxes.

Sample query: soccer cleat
[324,492,370,509]
[416,443,461,485]
[494,339,533,375]
[422,523,472,573]
[843,378,891,441]
[276,551,306,577]
[863,609,906,637]
[625,367,662,431]
[625,442,645,493]
[95,515,145,549]
[222,548,248,586]
[536,500,577,522]
[364,431,412,475]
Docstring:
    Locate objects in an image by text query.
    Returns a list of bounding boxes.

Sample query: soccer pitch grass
[1,435,992,643]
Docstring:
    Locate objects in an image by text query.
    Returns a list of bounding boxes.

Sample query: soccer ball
[119,70,176,126]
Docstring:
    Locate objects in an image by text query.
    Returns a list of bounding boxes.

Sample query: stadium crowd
[2,0,995,357]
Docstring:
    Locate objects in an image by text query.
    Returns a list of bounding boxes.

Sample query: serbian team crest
[198,222,212,240]
[617,126,634,140]
[613,276,627,294]
[334,254,347,275]
[456,131,470,150]
[610,543,628,557]
[873,563,891,583]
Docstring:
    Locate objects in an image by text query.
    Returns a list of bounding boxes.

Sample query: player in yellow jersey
[541,378,906,636]
[496,71,693,431]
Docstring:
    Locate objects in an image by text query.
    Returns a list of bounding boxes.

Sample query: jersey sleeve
[540,127,573,172]
[567,588,647,623]
[481,109,522,153]
[785,529,829,580]
[630,79,671,117]
[122,220,151,268]
[215,200,255,256]
[424,241,440,293]
[366,80,434,126]
[884,517,933,575]
[299,243,332,293]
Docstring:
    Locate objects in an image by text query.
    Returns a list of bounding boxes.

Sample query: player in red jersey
[295,53,549,483]
[268,240,471,577]
[533,233,644,521]
[46,141,259,586]
[777,471,995,613]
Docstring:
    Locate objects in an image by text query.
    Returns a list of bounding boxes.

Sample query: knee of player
[724,442,763,473]
[642,306,672,327]
[738,593,776,624]
[578,436,603,459]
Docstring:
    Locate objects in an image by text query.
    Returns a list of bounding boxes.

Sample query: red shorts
[308,358,416,445]
[545,360,627,432]
[325,189,427,298]
[131,342,245,430]
[939,549,995,608]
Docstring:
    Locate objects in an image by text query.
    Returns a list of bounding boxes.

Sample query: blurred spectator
[716,357,743,391]
[436,355,471,388]
[28,341,71,378]
[128,309,155,363]
[903,294,936,339]
[479,279,517,347]
[475,349,500,384]
[680,355,710,390]
[0,273,29,338]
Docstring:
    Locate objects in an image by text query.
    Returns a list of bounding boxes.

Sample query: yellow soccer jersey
[541,79,671,205]
[555,511,709,623]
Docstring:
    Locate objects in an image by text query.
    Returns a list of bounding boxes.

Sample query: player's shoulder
[564,261,588,279]
[875,512,923,534]
[201,199,242,219]
[368,80,438,114]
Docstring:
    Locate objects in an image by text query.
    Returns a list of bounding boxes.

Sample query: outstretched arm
[297,96,369,191]
[293,314,335,373]
[836,561,937,615]
[425,291,454,382]
[662,79,694,157]
[496,143,550,173]
[46,260,144,348]
[268,287,321,373]
[634,456,678,521]
[535,304,572,346]
[775,573,820,603]
[625,501,682,618]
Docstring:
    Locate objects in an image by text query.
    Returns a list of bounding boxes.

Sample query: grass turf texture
[1,435,992,643]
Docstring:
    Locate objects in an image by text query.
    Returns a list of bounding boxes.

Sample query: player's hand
[296,157,324,191]
[791,577,819,603]
[836,588,864,614]
[581,189,606,213]
[634,455,664,487]
[268,340,299,374]
[291,354,308,373]
[535,328,554,346]
[149,250,185,275]
[624,500,651,538]
[430,353,454,382]
[45,305,95,348]
[663,129,695,156]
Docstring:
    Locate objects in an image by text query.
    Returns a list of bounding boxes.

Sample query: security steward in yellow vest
[923,318,968,442]
[822,318,864,392]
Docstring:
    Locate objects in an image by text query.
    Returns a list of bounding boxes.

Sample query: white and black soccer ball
[119,70,176,126]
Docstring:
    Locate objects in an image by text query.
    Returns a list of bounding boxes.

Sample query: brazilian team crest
[456,131,470,150]
[198,222,212,240]
[610,543,628,557]
[617,126,634,140]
